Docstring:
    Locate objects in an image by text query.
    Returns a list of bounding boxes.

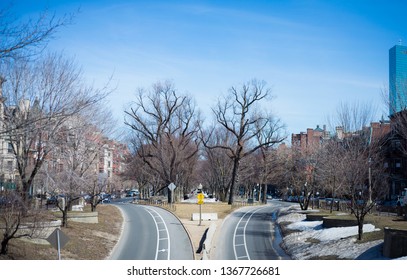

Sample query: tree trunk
[228,157,240,205]
[262,184,268,204]
[218,188,227,202]
[0,236,11,255]
[357,216,364,240]
[62,206,68,227]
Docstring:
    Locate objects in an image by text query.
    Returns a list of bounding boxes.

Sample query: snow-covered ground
[277,204,407,260]
[181,198,406,260]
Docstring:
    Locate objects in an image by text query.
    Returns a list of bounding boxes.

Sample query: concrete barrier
[67,212,98,223]
[322,217,359,228]
[383,227,407,258]
[55,211,98,223]
[191,213,218,221]
[306,213,326,221]
[202,222,217,260]
[72,205,84,211]
[0,220,62,245]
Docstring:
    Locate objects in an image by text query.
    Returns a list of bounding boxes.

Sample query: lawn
[0,201,235,260]
[170,202,236,219]
[2,201,405,259]
[0,204,122,260]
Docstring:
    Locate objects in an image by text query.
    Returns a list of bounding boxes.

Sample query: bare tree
[327,101,378,134]
[123,150,155,198]
[317,140,348,212]
[54,118,101,226]
[124,81,201,202]
[204,80,285,204]
[323,101,388,239]
[199,126,234,201]
[0,2,74,60]
[0,53,110,203]
[280,147,319,210]
[0,190,50,255]
[254,112,286,203]
[340,132,388,240]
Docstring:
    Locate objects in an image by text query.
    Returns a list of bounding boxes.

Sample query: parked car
[46,194,65,206]
[100,193,111,203]
[126,189,140,197]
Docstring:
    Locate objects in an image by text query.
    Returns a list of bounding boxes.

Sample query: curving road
[213,200,291,260]
[109,202,194,260]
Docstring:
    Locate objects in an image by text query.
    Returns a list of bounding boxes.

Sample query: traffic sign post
[168,183,177,210]
[47,228,69,260]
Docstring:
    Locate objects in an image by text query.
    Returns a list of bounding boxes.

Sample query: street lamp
[257,183,259,201]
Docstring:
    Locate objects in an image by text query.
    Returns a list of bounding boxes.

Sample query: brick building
[0,77,129,194]
[98,138,129,192]
[291,125,330,153]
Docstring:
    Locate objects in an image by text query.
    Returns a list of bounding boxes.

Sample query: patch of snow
[277,208,388,260]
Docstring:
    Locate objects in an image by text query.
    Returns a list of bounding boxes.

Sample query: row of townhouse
[0,77,129,194]
[289,43,407,201]
[98,138,130,193]
[291,117,407,201]
[0,77,19,190]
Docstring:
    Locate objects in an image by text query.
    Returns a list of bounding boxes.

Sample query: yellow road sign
[197,193,204,204]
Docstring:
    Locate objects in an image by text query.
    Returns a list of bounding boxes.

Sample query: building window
[395,159,402,173]
[108,161,111,168]
[7,143,13,153]
[7,161,13,172]
[393,140,402,151]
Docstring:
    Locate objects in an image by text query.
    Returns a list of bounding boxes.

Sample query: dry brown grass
[0,201,237,260]
[0,204,122,260]
[3,201,405,260]
[171,202,236,219]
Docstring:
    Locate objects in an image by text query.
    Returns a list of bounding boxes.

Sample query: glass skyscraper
[389,44,407,116]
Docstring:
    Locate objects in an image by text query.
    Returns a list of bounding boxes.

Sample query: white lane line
[233,207,265,260]
[243,207,263,260]
[233,210,251,259]
[144,207,171,260]
[145,207,160,260]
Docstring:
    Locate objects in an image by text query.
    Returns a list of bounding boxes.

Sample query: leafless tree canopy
[124,81,201,201]
[327,101,378,133]
[204,79,286,204]
[0,2,74,60]
[199,126,234,201]
[0,53,110,202]
[319,102,388,239]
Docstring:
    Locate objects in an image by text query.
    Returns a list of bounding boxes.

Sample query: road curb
[201,221,217,260]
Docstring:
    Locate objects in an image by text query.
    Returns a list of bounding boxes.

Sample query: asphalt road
[109,201,194,260]
[213,200,291,260]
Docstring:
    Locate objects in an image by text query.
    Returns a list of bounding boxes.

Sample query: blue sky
[9,0,407,137]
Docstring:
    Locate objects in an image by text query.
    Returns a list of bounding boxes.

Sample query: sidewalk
[180,218,223,260]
